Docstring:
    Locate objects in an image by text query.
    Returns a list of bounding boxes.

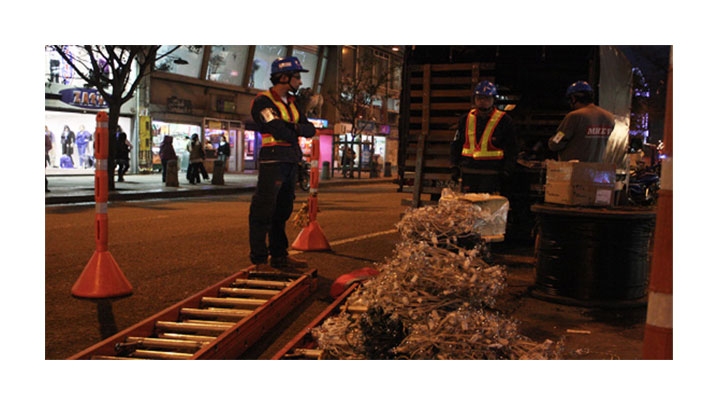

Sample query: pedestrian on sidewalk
[45,126,53,168]
[45,130,52,192]
[248,56,316,272]
[115,130,131,182]
[200,138,212,180]
[217,136,230,163]
[61,125,75,167]
[341,146,356,178]
[76,125,93,168]
[186,133,204,185]
[159,135,178,183]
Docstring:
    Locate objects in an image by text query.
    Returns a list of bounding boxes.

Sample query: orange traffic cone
[72,251,133,299]
[292,136,331,251]
[71,112,133,299]
[292,220,331,251]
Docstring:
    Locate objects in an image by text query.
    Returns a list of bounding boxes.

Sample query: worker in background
[248,56,317,272]
[548,80,615,162]
[450,80,517,197]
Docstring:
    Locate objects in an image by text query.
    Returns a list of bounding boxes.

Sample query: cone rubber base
[292,221,331,251]
[72,251,133,299]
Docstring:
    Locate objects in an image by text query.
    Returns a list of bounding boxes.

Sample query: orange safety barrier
[292,136,331,251]
[71,111,133,299]
[642,48,672,360]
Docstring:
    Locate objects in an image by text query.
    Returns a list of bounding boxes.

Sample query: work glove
[450,166,461,182]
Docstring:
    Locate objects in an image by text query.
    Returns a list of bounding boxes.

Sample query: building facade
[44,45,403,179]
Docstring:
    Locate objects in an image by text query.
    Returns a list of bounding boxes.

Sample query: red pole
[292,136,331,251]
[642,47,672,359]
[71,111,133,299]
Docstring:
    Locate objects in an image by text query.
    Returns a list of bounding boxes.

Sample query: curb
[45,178,393,205]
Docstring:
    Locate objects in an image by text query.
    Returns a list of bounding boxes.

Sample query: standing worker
[548,80,615,162]
[450,80,517,196]
[248,56,317,272]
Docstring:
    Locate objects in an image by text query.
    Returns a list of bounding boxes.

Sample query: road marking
[289,229,397,255]
[331,229,398,246]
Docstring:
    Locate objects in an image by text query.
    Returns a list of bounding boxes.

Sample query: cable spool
[531,204,656,308]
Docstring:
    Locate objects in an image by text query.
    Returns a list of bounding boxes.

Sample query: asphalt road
[45,183,409,360]
[45,181,651,365]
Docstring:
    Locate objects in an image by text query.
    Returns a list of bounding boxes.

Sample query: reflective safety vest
[258,90,300,148]
[461,108,506,160]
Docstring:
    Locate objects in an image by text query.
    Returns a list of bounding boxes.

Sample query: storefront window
[292,46,319,90]
[316,47,329,93]
[45,111,132,170]
[249,45,287,89]
[45,45,137,88]
[155,45,204,78]
[206,45,250,87]
[152,121,202,172]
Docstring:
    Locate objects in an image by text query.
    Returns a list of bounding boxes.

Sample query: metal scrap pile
[311,199,563,360]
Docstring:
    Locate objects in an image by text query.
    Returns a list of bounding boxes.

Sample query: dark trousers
[187,162,203,183]
[116,159,129,180]
[161,159,169,182]
[248,162,297,265]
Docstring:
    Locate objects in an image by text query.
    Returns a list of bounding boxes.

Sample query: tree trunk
[107,104,121,191]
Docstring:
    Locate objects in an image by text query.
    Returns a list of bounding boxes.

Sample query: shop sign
[216,98,236,113]
[333,122,352,134]
[139,116,151,152]
[58,87,108,109]
[308,118,328,129]
[357,119,376,133]
[167,96,192,113]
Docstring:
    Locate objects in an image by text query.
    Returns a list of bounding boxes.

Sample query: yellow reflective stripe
[261,133,291,147]
[259,91,299,148]
[461,112,477,156]
[461,109,505,160]
[475,110,505,159]
[259,91,299,123]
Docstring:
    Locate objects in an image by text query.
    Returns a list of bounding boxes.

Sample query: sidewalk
[45,168,394,205]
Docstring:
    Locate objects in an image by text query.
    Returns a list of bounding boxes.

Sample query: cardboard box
[544,160,616,206]
[572,183,614,206]
[545,160,575,182]
[544,181,573,205]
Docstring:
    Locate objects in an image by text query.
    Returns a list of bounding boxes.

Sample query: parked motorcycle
[298,160,310,192]
[627,162,661,206]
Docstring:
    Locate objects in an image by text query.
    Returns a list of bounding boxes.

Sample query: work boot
[249,263,276,272]
[270,255,308,270]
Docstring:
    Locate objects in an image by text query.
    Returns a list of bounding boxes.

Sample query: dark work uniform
[548,103,615,162]
[248,88,316,265]
[450,107,517,195]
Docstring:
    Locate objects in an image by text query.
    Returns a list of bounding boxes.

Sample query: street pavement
[45,167,393,205]
[44,167,651,362]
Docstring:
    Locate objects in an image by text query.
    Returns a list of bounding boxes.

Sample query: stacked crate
[398,62,496,207]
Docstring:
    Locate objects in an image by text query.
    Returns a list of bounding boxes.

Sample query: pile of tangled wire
[311,199,563,360]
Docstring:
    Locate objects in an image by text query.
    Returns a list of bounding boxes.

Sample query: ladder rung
[130,349,194,360]
[155,321,232,335]
[181,307,254,321]
[219,287,279,299]
[201,296,267,309]
[124,336,206,352]
[156,333,217,343]
[233,279,290,289]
